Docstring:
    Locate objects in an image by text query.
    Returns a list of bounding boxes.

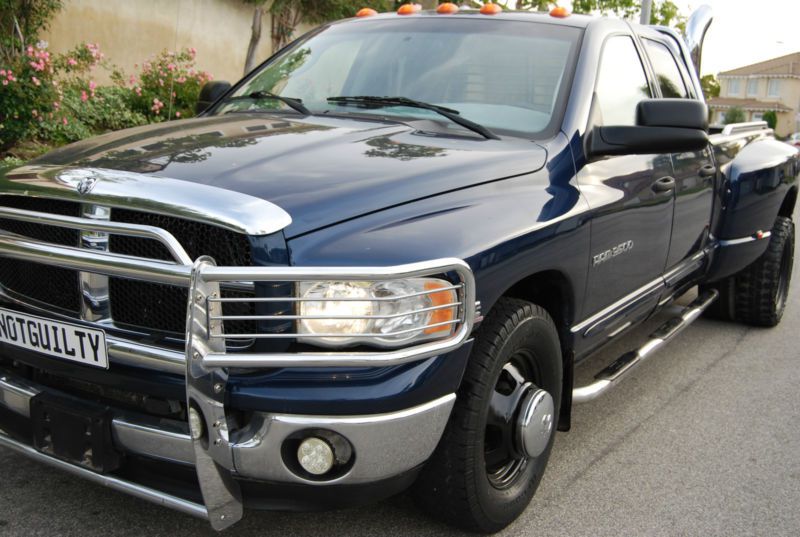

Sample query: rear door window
[643,39,689,98]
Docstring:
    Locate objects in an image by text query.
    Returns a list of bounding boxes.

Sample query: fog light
[188,407,204,441]
[297,437,335,475]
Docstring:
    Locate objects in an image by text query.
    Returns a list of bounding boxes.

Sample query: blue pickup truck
[0,4,796,533]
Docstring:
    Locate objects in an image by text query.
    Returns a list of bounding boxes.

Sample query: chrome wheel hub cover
[515,388,554,459]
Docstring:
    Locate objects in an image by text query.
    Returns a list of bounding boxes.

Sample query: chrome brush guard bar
[0,184,476,529]
[0,205,476,368]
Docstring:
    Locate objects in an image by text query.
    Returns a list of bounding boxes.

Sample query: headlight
[297,277,459,348]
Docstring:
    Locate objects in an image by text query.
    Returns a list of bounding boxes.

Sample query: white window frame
[728,78,741,96]
[751,112,764,122]
[746,78,759,97]
[767,78,780,97]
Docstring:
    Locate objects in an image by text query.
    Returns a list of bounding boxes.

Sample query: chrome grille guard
[0,204,476,368]
[0,197,476,530]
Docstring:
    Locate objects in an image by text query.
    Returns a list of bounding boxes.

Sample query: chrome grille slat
[207,284,464,303]
[208,301,462,321]
[0,233,193,286]
[0,205,192,264]
[210,319,462,340]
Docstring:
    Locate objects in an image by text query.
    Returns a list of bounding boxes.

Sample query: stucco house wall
[41,0,314,85]
[709,52,800,137]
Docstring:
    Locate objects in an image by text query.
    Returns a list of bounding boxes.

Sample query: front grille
[0,196,81,313]
[109,208,252,264]
[0,197,257,342]
[108,208,255,338]
[0,196,81,245]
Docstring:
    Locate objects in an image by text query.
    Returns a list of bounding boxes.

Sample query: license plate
[0,307,108,369]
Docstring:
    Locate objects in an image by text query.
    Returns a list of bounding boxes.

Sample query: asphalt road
[2,252,799,536]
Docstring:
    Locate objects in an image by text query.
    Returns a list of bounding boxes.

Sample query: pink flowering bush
[1,43,213,156]
[0,43,61,150]
[0,41,160,153]
[112,47,212,122]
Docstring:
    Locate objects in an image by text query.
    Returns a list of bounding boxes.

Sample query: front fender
[287,162,590,330]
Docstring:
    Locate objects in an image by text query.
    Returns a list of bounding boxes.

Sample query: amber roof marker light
[397,3,422,15]
[479,2,503,15]
[550,6,571,18]
[356,7,378,17]
[437,2,460,14]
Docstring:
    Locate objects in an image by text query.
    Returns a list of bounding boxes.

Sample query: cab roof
[340,8,596,29]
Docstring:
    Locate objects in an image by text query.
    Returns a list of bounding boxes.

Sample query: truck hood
[32,113,547,237]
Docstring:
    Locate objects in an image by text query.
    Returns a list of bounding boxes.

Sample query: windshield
[214,18,582,138]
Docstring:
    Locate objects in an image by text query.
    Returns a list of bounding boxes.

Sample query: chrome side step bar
[0,431,208,519]
[572,290,718,404]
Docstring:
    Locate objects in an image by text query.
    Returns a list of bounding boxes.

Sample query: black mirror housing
[589,98,709,158]
[196,81,232,115]
[589,125,709,157]
[636,99,708,130]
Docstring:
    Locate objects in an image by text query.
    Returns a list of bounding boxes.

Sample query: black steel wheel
[414,297,562,533]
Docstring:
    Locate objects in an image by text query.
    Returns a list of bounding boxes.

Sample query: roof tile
[707,97,791,111]
[719,52,800,76]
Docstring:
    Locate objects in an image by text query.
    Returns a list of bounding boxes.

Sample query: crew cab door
[641,36,716,277]
[575,35,674,340]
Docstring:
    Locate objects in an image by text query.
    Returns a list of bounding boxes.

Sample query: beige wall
[42,0,314,85]
[779,79,800,135]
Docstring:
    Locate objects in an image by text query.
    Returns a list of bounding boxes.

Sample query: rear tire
[413,297,562,533]
[703,216,794,326]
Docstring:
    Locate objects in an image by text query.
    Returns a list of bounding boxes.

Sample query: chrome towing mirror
[685,5,713,78]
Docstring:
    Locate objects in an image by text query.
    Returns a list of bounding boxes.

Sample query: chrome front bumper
[0,370,456,524]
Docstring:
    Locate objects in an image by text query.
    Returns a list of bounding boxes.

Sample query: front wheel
[414,297,562,533]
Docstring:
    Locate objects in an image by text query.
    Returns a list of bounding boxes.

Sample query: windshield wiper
[228,90,311,115]
[326,96,499,140]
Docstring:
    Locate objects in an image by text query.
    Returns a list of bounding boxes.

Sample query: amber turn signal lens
[397,3,421,15]
[437,2,459,14]
[423,281,456,335]
[356,7,377,17]
[550,6,570,17]
[479,2,502,15]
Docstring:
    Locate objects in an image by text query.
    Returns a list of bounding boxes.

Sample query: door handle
[698,164,717,178]
[652,176,676,193]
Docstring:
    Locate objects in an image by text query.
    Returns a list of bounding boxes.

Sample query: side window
[595,36,652,126]
[643,39,689,98]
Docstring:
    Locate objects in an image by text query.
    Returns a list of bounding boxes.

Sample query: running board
[572,289,718,404]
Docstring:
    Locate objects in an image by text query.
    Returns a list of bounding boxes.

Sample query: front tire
[414,297,562,533]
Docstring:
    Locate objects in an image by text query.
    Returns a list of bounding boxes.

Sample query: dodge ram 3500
[0,4,796,533]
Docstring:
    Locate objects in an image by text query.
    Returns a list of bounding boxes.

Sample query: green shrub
[0,0,63,62]
[762,110,777,130]
[0,42,105,149]
[723,107,746,125]
[2,42,213,155]
[1,155,24,169]
[113,47,212,121]
[60,85,148,134]
[0,45,60,150]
